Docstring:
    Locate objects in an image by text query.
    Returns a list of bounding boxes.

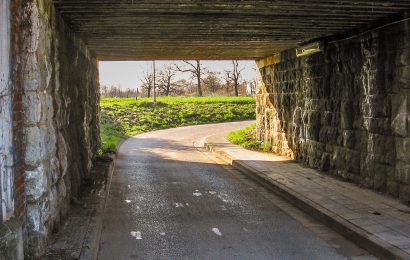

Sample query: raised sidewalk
[205,134,410,260]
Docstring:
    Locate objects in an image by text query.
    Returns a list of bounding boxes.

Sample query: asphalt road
[98,121,374,260]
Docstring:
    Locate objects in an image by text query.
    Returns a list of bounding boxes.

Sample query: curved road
[98,121,372,259]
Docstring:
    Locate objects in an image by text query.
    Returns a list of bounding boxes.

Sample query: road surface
[98,121,374,259]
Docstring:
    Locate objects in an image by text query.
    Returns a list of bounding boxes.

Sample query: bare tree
[100,85,138,98]
[158,65,177,96]
[140,70,153,98]
[249,78,257,97]
[175,60,205,97]
[202,71,222,95]
[226,60,245,96]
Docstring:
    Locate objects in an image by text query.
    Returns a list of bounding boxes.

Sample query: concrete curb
[84,139,126,260]
[77,156,116,260]
[87,155,116,260]
[205,141,409,260]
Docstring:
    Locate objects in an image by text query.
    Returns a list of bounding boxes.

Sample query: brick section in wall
[11,0,26,223]
[256,20,410,203]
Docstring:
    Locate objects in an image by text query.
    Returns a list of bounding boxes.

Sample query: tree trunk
[166,77,171,96]
[197,74,203,97]
[196,61,202,96]
[234,81,239,96]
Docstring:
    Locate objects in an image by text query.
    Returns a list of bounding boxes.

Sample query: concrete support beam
[256,54,281,69]
[52,1,410,60]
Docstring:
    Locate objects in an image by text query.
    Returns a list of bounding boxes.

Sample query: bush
[227,124,271,152]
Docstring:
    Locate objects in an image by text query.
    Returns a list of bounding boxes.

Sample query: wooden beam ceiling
[53,0,410,60]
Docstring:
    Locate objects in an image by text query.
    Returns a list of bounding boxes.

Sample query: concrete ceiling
[53,1,410,60]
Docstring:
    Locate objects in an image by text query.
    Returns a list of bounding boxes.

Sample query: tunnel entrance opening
[1,0,410,258]
[97,60,259,155]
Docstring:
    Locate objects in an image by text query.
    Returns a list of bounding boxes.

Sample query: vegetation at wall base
[226,124,272,152]
[99,96,256,154]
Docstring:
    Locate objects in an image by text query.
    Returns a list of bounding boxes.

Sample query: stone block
[320,153,330,171]
[360,153,375,178]
[24,126,47,166]
[399,48,410,66]
[0,220,24,260]
[361,95,389,118]
[395,137,410,162]
[373,164,393,190]
[346,150,361,174]
[45,125,57,156]
[396,162,410,184]
[399,66,410,89]
[399,185,410,203]
[26,203,46,236]
[343,130,356,149]
[25,164,49,202]
[48,186,59,221]
[363,117,391,135]
[392,113,407,137]
[386,180,400,197]
[367,134,393,157]
[391,94,407,137]
[23,92,45,125]
[340,100,354,129]
[332,147,346,170]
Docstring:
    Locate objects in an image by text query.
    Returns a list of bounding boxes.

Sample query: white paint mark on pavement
[212,228,222,236]
[208,191,217,195]
[193,191,202,196]
[130,231,142,240]
[125,199,132,203]
[175,202,184,208]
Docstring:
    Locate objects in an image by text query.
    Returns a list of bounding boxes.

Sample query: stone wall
[20,0,100,256]
[256,20,410,203]
[1,0,15,222]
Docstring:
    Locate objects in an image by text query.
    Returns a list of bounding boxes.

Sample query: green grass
[99,96,256,154]
[226,124,271,152]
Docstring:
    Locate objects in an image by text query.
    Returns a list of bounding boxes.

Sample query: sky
[99,60,258,89]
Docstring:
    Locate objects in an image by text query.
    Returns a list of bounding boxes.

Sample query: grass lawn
[99,96,256,154]
[226,124,271,152]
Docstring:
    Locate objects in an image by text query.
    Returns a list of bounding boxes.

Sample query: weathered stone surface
[396,163,410,185]
[256,21,410,202]
[391,95,408,137]
[20,0,100,257]
[0,220,24,260]
[396,137,410,162]
[25,165,48,202]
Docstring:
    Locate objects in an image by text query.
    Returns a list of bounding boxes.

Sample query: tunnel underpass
[1,0,410,258]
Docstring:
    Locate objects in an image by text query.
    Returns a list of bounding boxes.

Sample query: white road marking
[130,231,142,240]
[175,202,184,208]
[212,228,222,236]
